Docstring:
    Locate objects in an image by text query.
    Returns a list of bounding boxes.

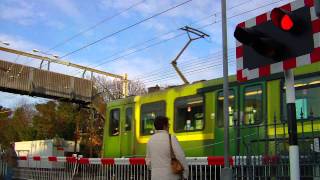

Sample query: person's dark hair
[154,116,169,130]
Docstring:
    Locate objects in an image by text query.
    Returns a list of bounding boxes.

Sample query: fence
[230,109,320,157]
[0,155,319,180]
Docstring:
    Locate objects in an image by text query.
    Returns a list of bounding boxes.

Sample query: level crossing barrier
[0,155,319,179]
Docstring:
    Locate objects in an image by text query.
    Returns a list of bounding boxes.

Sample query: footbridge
[0,46,128,104]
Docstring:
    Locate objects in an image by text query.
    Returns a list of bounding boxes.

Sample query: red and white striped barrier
[16,156,78,180]
[3,155,315,179]
[15,155,282,166]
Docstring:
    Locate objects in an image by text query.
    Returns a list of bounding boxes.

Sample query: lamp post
[0,41,10,46]
[32,49,59,58]
[32,49,59,70]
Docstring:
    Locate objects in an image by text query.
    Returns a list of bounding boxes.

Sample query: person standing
[4,143,18,180]
[146,116,189,180]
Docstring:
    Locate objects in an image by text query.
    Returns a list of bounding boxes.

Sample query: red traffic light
[281,15,294,30]
[271,8,294,31]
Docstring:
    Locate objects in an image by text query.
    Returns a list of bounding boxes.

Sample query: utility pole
[220,0,232,179]
[122,73,129,98]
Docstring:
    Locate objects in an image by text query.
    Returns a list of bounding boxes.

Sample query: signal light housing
[235,0,319,82]
[234,26,286,60]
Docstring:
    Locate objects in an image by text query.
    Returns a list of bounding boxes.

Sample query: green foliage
[32,101,82,140]
[0,101,90,150]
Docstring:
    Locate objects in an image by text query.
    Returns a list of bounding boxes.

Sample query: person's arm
[171,135,189,179]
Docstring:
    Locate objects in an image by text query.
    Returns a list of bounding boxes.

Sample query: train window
[244,85,263,125]
[282,75,320,121]
[109,108,120,136]
[141,101,166,135]
[125,107,133,131]
[217,90,235,127]
[174,95,204,132]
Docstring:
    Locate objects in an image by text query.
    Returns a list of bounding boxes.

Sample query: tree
[32,101,57,139]
[11,105,35,141]
[55,102,78,140]
[0,104,35,148]
[0,106,12,120]
[93,76,147,102]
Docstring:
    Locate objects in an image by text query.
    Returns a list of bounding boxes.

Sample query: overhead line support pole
[221,0,232,179]
[122,73,129,98]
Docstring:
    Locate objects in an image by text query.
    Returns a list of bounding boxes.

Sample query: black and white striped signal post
[284,70,300,180]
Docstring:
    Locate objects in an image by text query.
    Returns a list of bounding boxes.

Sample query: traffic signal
[234,4,315,74]
[234,26,286,60]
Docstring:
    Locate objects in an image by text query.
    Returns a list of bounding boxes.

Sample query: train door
[120,104,135,157]
[213,88,238,155]
[106,107,122,157]
[239,82,266,155]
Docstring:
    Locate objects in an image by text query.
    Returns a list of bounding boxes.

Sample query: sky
[0,0,294,108]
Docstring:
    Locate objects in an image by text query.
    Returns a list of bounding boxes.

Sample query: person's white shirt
[146,130,189,180]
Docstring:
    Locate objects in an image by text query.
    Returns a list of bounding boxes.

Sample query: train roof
[106,74,237,107]
[106,61,320,107]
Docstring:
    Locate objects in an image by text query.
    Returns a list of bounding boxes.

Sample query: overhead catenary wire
[133,48,236,79]
[64,0,284,79]
[139,52,235,83]
[90,33,185,68]
[140,55,235,83]
[71,0,286,84]
[71,0,253,76]
[1,1,280,79]
[143,62,236,85]
[81,0,285,72]
[45,0,146,53]
[124,0,287,84]
[70,0,283,78]
[71,21,231,77]
[133,53,224,80]
[92,0,252,62]
[135,51,236,83]
[141,61,236,85]
[0,1,280,85]
[60,0,193,59]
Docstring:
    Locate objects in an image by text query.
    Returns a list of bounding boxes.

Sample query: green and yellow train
[102,62,320,158]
